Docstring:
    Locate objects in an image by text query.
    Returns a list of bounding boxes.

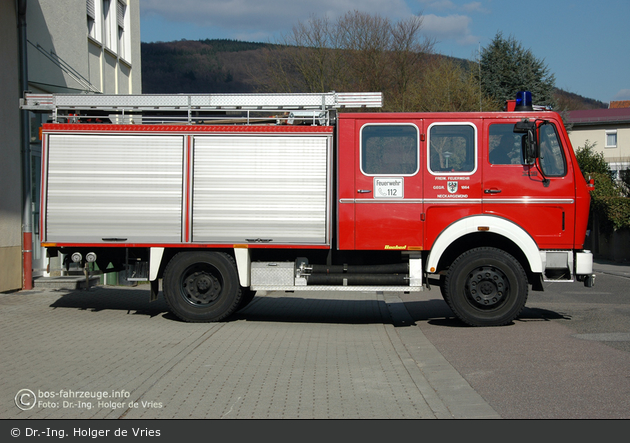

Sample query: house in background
[565,102,630,262]
[566,103,630,179]
[0,0,141,292]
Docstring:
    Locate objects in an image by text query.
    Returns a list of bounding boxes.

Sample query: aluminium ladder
[20,91,383,125]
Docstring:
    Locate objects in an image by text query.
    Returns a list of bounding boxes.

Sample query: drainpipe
[18,0,33,290]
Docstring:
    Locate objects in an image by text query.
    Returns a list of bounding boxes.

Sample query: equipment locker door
[482,120,576,249]
[353,120,424,250]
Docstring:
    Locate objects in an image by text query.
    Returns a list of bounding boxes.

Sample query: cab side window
[489,124,523,165]
[361,124,419,175]
[428,123,476,174]
[539,124,567,176]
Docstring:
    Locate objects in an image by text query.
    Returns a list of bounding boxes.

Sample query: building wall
[0,1,142,291]
[27,0,141,94]
[0,1,23,292]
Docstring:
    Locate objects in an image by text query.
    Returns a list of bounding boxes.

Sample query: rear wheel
[443,247,528,326]
[163,251,241,322]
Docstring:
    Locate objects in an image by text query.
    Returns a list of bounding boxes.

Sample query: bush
[574,140,614,180]
[588,172,630,232]
[602,197,630,230]
[575,141,630,232]
[589,172,621,199]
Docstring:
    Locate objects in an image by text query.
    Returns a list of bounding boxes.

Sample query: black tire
[236,288,256,312]
[439,275,450,303]
[443,247,528,326]
[163,251,242,322]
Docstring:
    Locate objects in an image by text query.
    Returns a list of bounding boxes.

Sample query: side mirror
[522,129,537,165]
[514,119,537,165]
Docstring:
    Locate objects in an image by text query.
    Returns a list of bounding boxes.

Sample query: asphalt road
[400,270,630,419]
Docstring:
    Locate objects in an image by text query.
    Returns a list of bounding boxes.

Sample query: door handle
[484,188,502,194]
[357,189,372,193]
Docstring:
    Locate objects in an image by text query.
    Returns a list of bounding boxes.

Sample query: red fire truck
[22,91,595,326]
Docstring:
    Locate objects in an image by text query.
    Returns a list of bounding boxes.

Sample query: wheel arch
[156,247,237,279]
[426,215,542,276]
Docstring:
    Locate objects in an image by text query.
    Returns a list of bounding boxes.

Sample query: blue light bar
[515,91,533,111]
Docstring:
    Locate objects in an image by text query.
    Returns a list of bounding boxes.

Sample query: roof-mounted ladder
[20,91,383,125]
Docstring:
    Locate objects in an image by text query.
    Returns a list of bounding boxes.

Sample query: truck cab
[335,94,593,325]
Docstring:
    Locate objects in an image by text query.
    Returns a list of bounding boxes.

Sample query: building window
[86,0,101,42]
[606,130,618,148]
[103,0,116,52]
[117,0,128,60]
[87,0,95,37]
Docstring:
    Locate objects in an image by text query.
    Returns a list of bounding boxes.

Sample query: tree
[373,14,435,111]
[337,11,393,93]
[263,14,348,93]
[479,32,556,108]
[262,10,436,111]
[262,11,510,112]
[415,57,500,112]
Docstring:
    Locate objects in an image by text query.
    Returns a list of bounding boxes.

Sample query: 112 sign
[374,177,404,198]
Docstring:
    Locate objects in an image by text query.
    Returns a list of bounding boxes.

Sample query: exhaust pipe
[310,263,408,274]
[307,273,408,286]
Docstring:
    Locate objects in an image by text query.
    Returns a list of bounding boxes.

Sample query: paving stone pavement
[0,286,499,419]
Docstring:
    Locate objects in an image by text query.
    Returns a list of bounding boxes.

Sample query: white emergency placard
[374,177,404,198]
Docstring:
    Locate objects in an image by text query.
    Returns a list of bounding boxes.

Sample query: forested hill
[141,39,273,94]
[141,38,607,110]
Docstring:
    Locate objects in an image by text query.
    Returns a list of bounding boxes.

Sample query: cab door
[353,119,424,250]
[422,120,483,250]
[482,119,576,249]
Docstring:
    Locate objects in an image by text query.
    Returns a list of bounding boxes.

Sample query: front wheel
[443,247,528,326]
[163,251,242,322]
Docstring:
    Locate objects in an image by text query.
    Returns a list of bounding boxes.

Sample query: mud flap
[150,279,159,302]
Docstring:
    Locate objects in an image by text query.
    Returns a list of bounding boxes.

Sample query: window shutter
[117,1,125,29]
[86,0,95,19]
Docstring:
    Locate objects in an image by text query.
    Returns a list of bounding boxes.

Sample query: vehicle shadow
[49,287,393,324]
[235,294,391,325]
[237,293,568,326]
[49,286,171,319]
[48,286,570,326]
[397,297,570,328]
[49,287,418,325]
